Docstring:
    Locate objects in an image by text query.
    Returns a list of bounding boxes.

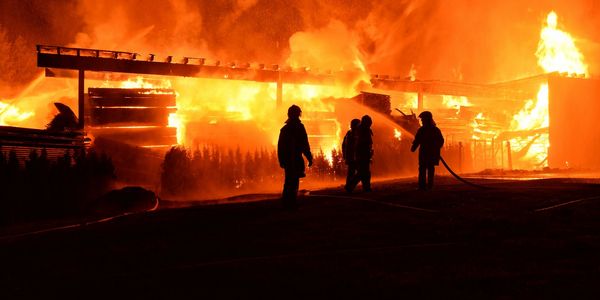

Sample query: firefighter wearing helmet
[345,114,374,192]
[411,111,444,190]
[277,105,313,209]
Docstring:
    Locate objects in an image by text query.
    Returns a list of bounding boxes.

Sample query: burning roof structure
[1,4,599,176]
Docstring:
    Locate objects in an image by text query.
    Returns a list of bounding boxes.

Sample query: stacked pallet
[87,88,177,148]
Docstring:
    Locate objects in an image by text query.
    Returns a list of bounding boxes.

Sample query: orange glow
[536,11,588,77]
[1,6,595,176]
[394,128,402,141]
[93,125,160,129]
[171,78,352,156]
[442,95,471,111]
[508,11,588,167]
[0,100,35,126]
[168,112,184,144]
[120,76,172,89]
[471,113,496,140]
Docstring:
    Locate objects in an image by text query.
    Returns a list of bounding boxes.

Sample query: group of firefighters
[277,104,444,209]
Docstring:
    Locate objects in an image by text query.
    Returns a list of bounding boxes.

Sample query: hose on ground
[439,156,492,189]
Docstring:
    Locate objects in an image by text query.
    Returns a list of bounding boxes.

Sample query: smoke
[287,20,364,71]
[2,0,600,91]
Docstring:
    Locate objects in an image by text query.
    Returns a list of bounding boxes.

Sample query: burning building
[1,2,600,190]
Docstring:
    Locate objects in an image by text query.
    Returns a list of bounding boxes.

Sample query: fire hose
[439,156,492,189]
[393,109,490,189]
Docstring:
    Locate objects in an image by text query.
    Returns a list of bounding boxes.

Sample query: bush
[0,147,116,225]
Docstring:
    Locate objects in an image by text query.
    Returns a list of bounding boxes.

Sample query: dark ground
[2,177,600,298]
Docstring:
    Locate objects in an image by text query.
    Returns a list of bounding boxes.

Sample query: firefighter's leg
[282,172,299,208]
[345,162,357,191]
[418,164,427,190]
[427,165,435,190]
[360,161,372,191]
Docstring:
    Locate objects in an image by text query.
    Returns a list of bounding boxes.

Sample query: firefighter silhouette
[346,115,373,192]
[411,111,444,190]
[277,105,313,209]
[342,119,361,190]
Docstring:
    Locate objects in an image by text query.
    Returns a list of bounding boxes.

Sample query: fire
[471,112,495,140]
[508,11,588,167]
[536,11,588,77]
[118,76,173,90]
[442,95,471,111]
[0,101,35,126]
[511,84,549,131]
[323,145,338,165]
[168,113,184,144]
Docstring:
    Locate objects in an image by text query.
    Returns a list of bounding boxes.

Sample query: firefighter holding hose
[411,111,444,190]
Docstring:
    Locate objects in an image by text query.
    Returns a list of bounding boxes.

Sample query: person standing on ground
[411,111,444,190]
[342,119,361,190]
[346,115,373,192]
[277,105,313,209]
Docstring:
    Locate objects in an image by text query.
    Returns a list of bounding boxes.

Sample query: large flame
[536,11,588,77]
[508,11,588,167]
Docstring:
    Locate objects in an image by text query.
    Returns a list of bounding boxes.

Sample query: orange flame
[0,100,35,126]
[536,11,588,77]
[509,11,588,167]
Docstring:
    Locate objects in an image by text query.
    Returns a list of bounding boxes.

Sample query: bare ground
[2,177,600,298]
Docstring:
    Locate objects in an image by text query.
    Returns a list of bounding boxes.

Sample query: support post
[458,142,463,173]
[78,69,85,129]
[472,140,477,170]
[276,71,283,108]
[417,92,423,112]
[506,141,513,170]
[501,139,504,170]
[483,140,487,169]
[491,138,495,169]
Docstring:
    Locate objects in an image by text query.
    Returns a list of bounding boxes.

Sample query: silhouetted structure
[346,115,373,192]
[342,119,360,189]
[411,111,445,190]
[277,105,313,209]
[46,103,78,131]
